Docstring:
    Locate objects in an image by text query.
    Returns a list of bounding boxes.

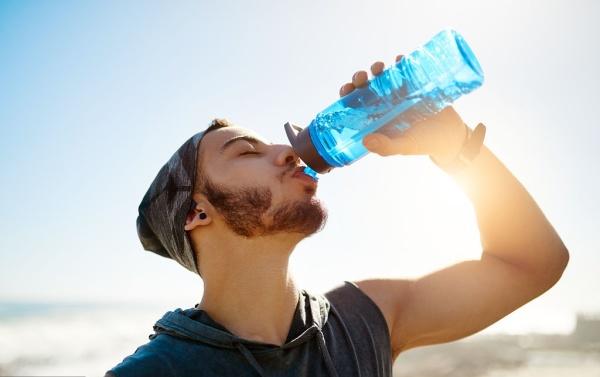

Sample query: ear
[185,199,213,231]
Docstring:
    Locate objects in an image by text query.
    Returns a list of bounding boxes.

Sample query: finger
[339,82,355,97]
[352,70,368,88]
[362,132,423,156]
[395,54,404,63]
[370,61,385,76]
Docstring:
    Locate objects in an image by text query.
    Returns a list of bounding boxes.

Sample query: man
[106,56,569,377]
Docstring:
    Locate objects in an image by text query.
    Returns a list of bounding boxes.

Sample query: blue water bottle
[285,29,484,180]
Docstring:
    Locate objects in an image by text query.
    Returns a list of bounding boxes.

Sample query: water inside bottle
[310,86,438,167]
[299,30,484,175]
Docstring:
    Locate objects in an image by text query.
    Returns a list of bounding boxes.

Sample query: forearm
[448,144,569,280]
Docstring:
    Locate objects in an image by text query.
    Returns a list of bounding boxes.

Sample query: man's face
[196,126,327,238]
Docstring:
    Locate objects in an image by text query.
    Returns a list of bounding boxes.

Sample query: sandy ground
[394,335,600,377]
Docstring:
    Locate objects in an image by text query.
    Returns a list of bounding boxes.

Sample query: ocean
[0,301,165,376]
[1,302,599,377]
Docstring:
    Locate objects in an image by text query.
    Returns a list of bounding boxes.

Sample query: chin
[303,186,317,196]
[267,194,328,236]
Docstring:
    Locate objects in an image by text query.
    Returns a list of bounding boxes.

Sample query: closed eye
[239,150,259,156]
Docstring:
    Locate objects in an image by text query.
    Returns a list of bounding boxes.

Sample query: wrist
[430,123,487,174]
[429,123,470,165]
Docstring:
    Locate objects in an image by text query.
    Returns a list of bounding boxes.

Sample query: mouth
[291,166,318,186]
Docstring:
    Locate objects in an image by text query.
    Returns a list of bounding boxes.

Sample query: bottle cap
[284,122,333,174]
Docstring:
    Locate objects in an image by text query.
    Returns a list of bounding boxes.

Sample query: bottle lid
[284,122,333,174]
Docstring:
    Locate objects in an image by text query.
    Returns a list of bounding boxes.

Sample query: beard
[201,176,328,238]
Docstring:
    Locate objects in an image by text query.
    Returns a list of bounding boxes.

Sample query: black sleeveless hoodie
[106,281,393,377]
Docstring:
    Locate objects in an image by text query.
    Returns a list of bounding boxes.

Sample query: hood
[151,289,339,377]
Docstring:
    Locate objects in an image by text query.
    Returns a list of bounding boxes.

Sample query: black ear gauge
[198,212,207,220]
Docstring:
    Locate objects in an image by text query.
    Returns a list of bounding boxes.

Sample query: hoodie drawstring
[235,342,266,377]
[156,291,341,377]
[233,328,339,377]
[315,328,340,377]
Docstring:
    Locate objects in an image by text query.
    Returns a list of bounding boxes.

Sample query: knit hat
[136,131,207,275]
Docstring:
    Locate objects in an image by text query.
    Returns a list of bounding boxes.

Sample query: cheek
[270,184,285,202]
[211,162,286,197]
[261,174,288,204]
[210,162,264,185]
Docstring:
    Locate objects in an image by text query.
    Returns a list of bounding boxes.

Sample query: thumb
[362,133,421,156]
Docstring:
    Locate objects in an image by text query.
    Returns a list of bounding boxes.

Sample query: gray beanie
[136,131,207,275]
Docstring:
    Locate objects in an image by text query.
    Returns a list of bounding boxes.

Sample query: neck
[197,230,302,346]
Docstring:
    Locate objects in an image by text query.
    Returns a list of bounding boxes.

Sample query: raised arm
[343,58,569,359]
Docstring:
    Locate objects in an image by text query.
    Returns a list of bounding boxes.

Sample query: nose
[275,144,300,167]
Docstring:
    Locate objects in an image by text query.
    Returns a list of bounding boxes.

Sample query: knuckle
[353,70,366,78]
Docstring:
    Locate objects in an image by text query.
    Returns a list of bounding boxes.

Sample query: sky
[1,0,599,335]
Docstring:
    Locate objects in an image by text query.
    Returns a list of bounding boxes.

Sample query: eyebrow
[220,135,270,154]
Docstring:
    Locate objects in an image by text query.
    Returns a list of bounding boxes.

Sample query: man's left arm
[343,64,569,359]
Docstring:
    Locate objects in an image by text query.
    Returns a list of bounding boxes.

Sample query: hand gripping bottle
[285,29,484,181]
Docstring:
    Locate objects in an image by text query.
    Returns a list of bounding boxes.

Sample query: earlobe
[184,209,211,231]
[185,197,214,231]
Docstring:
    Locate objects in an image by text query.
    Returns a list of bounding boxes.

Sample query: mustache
[280,163,301,181]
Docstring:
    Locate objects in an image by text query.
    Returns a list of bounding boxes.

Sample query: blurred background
[1,0,599,376]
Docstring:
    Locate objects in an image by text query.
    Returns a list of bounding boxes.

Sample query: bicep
[394,255,553,352]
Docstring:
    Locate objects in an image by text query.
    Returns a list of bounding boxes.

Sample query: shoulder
[349,279,410,332]
[106,334,184,377]
[324,280,391,338]
[324,280,376,307]
[324,281,394,366]
[326,279,412,359]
